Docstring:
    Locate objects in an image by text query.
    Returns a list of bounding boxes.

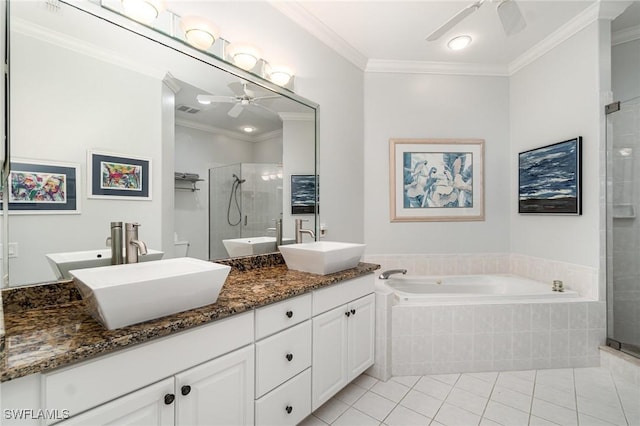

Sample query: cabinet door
[347,294,376,381]
[58,378,174,426]
[311,304,348,411]
[175,345,254,426]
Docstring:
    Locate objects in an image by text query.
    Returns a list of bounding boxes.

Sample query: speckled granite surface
[0,260,379,382]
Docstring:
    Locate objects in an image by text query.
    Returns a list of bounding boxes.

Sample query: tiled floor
[300,368,640,426]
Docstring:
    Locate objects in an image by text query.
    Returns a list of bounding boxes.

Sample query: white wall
[612,38,640,102]
[510,22,601,269]
[363,72,510,255]
[9,31,164,285]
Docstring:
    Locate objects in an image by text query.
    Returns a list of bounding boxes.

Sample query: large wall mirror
[5,0,318,287]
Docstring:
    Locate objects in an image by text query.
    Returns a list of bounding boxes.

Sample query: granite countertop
[0,257,379,382]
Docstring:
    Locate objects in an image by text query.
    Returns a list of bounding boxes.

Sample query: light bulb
[121,0,164,24]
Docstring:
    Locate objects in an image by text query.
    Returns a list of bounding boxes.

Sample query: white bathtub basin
[46,248,164,280]
[70,257,230,330]
[223,236,294,257]
[279,241,365,275]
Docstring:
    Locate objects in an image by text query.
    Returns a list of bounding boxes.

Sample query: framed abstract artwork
[389,138,484,222]
[291,174,318,214]
[518,137,582,215]
[88,151,151,200]
[2,159,80,214]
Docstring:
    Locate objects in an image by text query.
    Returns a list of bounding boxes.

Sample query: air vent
[177,105,201,114]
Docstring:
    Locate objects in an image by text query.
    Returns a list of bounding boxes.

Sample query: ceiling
[273,0,640,72]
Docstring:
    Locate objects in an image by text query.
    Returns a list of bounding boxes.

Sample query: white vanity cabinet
[254,294,312,426]
[311,276,375,411]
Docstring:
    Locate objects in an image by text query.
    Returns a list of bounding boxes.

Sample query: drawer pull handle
[345,311,351,317]
[286,353,294,362]
[351,308,356,315]
[285,405,293,414]
[286,310,294,318]
[181,385,191,396]
[164,394,175,405]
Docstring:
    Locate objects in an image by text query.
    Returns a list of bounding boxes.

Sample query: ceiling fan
[196,81,279,118]
[426,0,526,42]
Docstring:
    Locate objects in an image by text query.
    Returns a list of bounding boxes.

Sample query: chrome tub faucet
[379,269,407,280]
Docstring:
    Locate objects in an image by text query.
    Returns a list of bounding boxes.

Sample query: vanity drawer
[255,320,311,398]
[255,293,311,340]
[313,274,374,315]
[255,368,311,426]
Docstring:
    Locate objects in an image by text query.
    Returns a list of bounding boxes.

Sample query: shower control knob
[286,310,293,318]
[164,394,175,405]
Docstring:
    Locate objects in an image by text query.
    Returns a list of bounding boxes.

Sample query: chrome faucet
[295,219,315,243]
[378,269,407,280]
[107,221,124,265]
[125,222,148,264]
[266,218,283,246]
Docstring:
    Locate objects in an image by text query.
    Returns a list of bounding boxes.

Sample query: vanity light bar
[100,0,295,89]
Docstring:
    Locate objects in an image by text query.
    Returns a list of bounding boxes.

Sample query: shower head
[232,174,246,184]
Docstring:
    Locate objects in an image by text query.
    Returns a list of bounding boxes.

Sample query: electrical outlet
[320,224,327,238]
[8,242,18,258]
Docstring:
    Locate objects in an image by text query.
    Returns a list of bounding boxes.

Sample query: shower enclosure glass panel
[607,96,640,358]
[209,163,283,259]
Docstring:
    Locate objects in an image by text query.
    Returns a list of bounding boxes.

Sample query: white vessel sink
[70,257,231,330]
[223,236,295,257]
[279,241,366,275]
[46,248,164,280]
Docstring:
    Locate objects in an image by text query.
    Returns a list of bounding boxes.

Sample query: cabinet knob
[164,394,175,405]
[286,353,294,362]
[286,310,294,318]
[285,405,293,414]
[345,311,351,317]
[181,385,191,396]
[351,308,356,315]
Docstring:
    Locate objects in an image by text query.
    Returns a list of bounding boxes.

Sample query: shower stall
[209,163,283,259]
[607,96,640,358]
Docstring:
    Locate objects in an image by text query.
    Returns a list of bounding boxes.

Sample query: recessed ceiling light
[243,126,255,133]
[448,35,472,51]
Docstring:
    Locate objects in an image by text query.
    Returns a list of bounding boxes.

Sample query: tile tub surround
[389,301,607,376]
[364,253,599,299]
[0,260,380,382]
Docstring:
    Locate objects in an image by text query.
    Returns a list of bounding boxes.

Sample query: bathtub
[385,274,579,304]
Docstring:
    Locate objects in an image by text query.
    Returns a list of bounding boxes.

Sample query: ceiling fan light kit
[426,0,526,43]
[448,35,472,51]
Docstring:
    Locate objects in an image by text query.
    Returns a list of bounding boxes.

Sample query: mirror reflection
[6,1,317,287]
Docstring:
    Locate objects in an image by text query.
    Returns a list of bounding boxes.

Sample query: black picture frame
[518,137,582,215]
[291,174,318,215]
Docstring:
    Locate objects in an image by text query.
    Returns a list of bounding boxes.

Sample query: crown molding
[278,112,315,121]
[613,24,640,46]
[365,59,509,77]
[11,17,165,80]
[176,118,281,143]
[508,2,600,75]
[267,1,368,71]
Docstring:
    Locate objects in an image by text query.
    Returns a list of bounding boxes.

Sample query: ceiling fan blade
[228,103,244,118]
[426,1,483,41]
[497,0,526,36]
[197,94,235,104]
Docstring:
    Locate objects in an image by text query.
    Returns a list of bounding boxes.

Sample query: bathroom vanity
[1,256,378,425]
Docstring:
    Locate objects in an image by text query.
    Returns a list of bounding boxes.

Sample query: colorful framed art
[88,151,151,200]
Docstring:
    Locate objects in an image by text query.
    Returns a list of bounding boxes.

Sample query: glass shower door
[608,96,640,358]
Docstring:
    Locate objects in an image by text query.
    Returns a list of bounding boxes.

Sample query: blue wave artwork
[403,152,473,209]
[518,138,581,214]
[291,175,317,214]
